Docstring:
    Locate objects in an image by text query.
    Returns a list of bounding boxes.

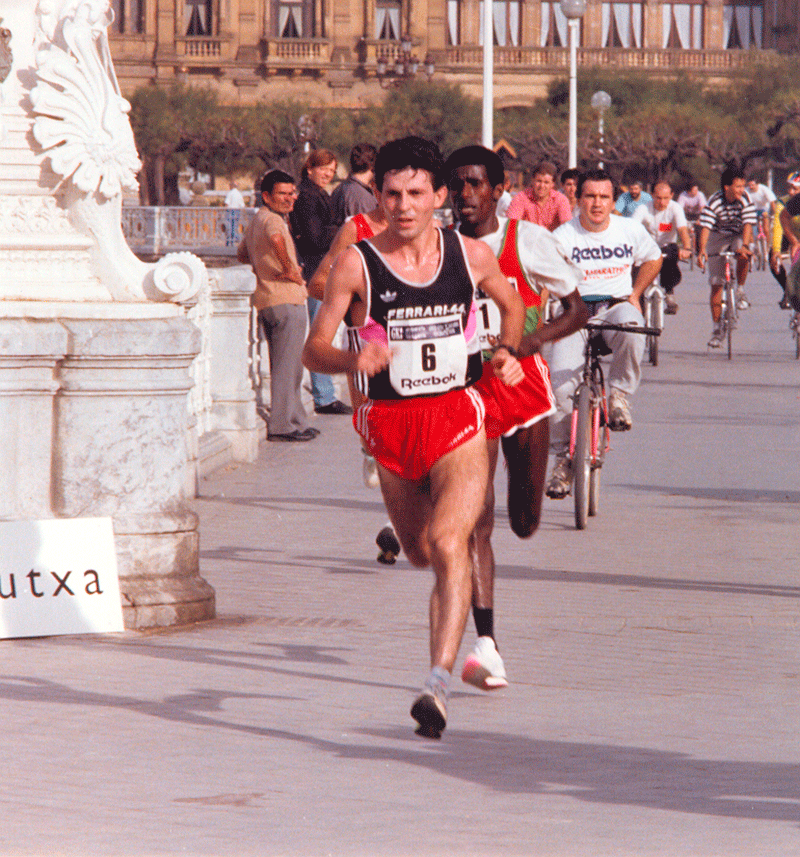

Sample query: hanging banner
[0,517,124,639]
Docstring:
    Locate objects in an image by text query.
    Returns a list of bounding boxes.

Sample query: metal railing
[122,206,254,256]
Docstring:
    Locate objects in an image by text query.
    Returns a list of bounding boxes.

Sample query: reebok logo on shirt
[571,244,634,264]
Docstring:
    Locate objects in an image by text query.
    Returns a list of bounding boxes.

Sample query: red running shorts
[354,386,485,481]
[476,353,556,440]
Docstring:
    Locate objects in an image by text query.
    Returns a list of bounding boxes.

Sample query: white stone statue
[0,0,205,305]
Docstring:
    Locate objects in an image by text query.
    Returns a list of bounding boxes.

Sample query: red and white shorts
[476,353,556,440]
[354,387,485,481]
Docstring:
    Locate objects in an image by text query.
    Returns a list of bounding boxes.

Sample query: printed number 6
[421,343,436,372]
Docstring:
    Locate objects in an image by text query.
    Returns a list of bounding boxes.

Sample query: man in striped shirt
[697,166,756,348]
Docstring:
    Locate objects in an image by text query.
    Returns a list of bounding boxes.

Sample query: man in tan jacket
[238,170,319,442]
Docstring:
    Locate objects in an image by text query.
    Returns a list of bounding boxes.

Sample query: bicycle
[753,215,769,271]
[642,269,665,367]
[568,320,660,530]
[709,250,739,361]
[791,310,800,360]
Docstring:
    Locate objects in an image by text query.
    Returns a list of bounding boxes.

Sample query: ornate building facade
[108,0,795,108]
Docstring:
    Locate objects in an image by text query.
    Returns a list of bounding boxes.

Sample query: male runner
[697,166,756,348]
[546,170,661,498]
[303,137,525,738]
[445,146,587,689]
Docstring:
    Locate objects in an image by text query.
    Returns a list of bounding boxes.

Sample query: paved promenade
[3,267,799,857]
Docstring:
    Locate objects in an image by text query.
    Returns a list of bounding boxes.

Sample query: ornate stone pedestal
[0,1,216,628]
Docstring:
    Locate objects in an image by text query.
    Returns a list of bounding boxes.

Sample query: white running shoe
[707,327,722,348]
[362,450,379,489]
[461,636,508,690]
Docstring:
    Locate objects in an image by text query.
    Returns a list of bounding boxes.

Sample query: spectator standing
[560,168,580,214]
[237,170,318,442]
[330,143,378,226]
[290,149,352,416]
[225,184,246,208]
[495,171,515,217]
[507,161,571,231]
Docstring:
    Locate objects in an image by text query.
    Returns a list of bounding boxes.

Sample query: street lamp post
[482,0,493,148]
[560,0,586,169]
[591,90,611,169]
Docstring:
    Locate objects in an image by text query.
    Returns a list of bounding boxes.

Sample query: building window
[110,0,143,33]
[447,0,460,44]
[662,3,703,48]
[277,0,314,37]
[601,2,643,47]
[478,0,521,46]
[724,2,763,47]
[185,0,213,36]
[540,1,568,46]
[375,0,402,40]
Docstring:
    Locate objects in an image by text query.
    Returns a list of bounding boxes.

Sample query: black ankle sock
[473,607,494,641]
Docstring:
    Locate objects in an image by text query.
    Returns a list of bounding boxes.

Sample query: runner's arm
[307,219,359,300]
[519,289,588,357]
[302,247,390,376]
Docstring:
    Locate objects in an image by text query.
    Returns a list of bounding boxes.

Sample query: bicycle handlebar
[585,322,662,336]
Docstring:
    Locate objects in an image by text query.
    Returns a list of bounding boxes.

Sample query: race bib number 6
[387,313,467,396]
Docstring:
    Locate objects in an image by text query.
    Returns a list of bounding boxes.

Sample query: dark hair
[533,160,558,179]
[577,169,618,199]
[261,169,295,195]
[720,165,745,191]
[443,145,505,189]
[374,136,445,191]
[349,143,378,174]
[560,168,580,184]
[301,148,337,179]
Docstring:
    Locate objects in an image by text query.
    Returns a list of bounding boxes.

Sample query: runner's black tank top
[349,228,483,400]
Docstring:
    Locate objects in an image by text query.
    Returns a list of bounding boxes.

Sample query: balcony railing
[263,38,331,65]
[440,45,779,71]
[175,36,227,60]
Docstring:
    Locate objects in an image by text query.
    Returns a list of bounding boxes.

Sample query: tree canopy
[127,57,800,204]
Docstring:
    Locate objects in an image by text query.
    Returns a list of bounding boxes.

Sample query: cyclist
[697,166,756,348]
[745,177,776,256]
[778,174,800,312]
[634,180,693,314]
[615,178,652,218]
[678,182,707,257]
[546,170,662,499]
[770,171,800,309]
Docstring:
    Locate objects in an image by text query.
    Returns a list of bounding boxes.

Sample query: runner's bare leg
[378,429,489,672]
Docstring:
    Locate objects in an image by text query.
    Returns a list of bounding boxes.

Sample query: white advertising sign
[0,517,124,639]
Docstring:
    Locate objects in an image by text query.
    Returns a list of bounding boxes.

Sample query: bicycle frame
[717,250,738,360]
[568,319,659,530]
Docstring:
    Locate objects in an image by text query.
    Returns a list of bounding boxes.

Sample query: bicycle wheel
[648,290,662,366]
[794,315,800,360]
[725,280,735,360]
[573,385,592,530]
